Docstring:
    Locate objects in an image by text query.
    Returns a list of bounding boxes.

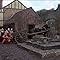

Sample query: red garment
[0,36,3,42]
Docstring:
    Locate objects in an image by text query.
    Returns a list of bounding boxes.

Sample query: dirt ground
[0,44,60,60]
[0,44,42,60]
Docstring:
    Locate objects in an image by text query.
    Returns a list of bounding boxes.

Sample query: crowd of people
[0,28,13,44]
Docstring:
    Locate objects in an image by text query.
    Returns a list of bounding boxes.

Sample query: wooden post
[0,0,2,9]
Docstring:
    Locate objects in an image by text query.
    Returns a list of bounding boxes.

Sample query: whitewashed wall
[0,12,3,26]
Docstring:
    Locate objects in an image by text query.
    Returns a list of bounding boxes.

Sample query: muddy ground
[0,44,60,60]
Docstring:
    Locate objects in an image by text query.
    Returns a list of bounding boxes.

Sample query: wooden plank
[17,43,45,57]
[17,42,60,57]
[40,42,60,47]
[27,30,48,35]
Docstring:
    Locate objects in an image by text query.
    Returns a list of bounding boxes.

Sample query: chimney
[56,4,60,11]
[58,4,60,9]
[0,0,2,9]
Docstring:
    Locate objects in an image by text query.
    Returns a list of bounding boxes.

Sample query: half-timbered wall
[4,0,26,9]
[3,0,27,21]
[0,12,3,26]
[0,0,27,27]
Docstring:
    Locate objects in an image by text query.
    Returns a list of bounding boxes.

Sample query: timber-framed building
[0,0,42,38]
[0,0,27,28]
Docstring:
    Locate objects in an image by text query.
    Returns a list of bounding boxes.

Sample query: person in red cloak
[2,30,13,44]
